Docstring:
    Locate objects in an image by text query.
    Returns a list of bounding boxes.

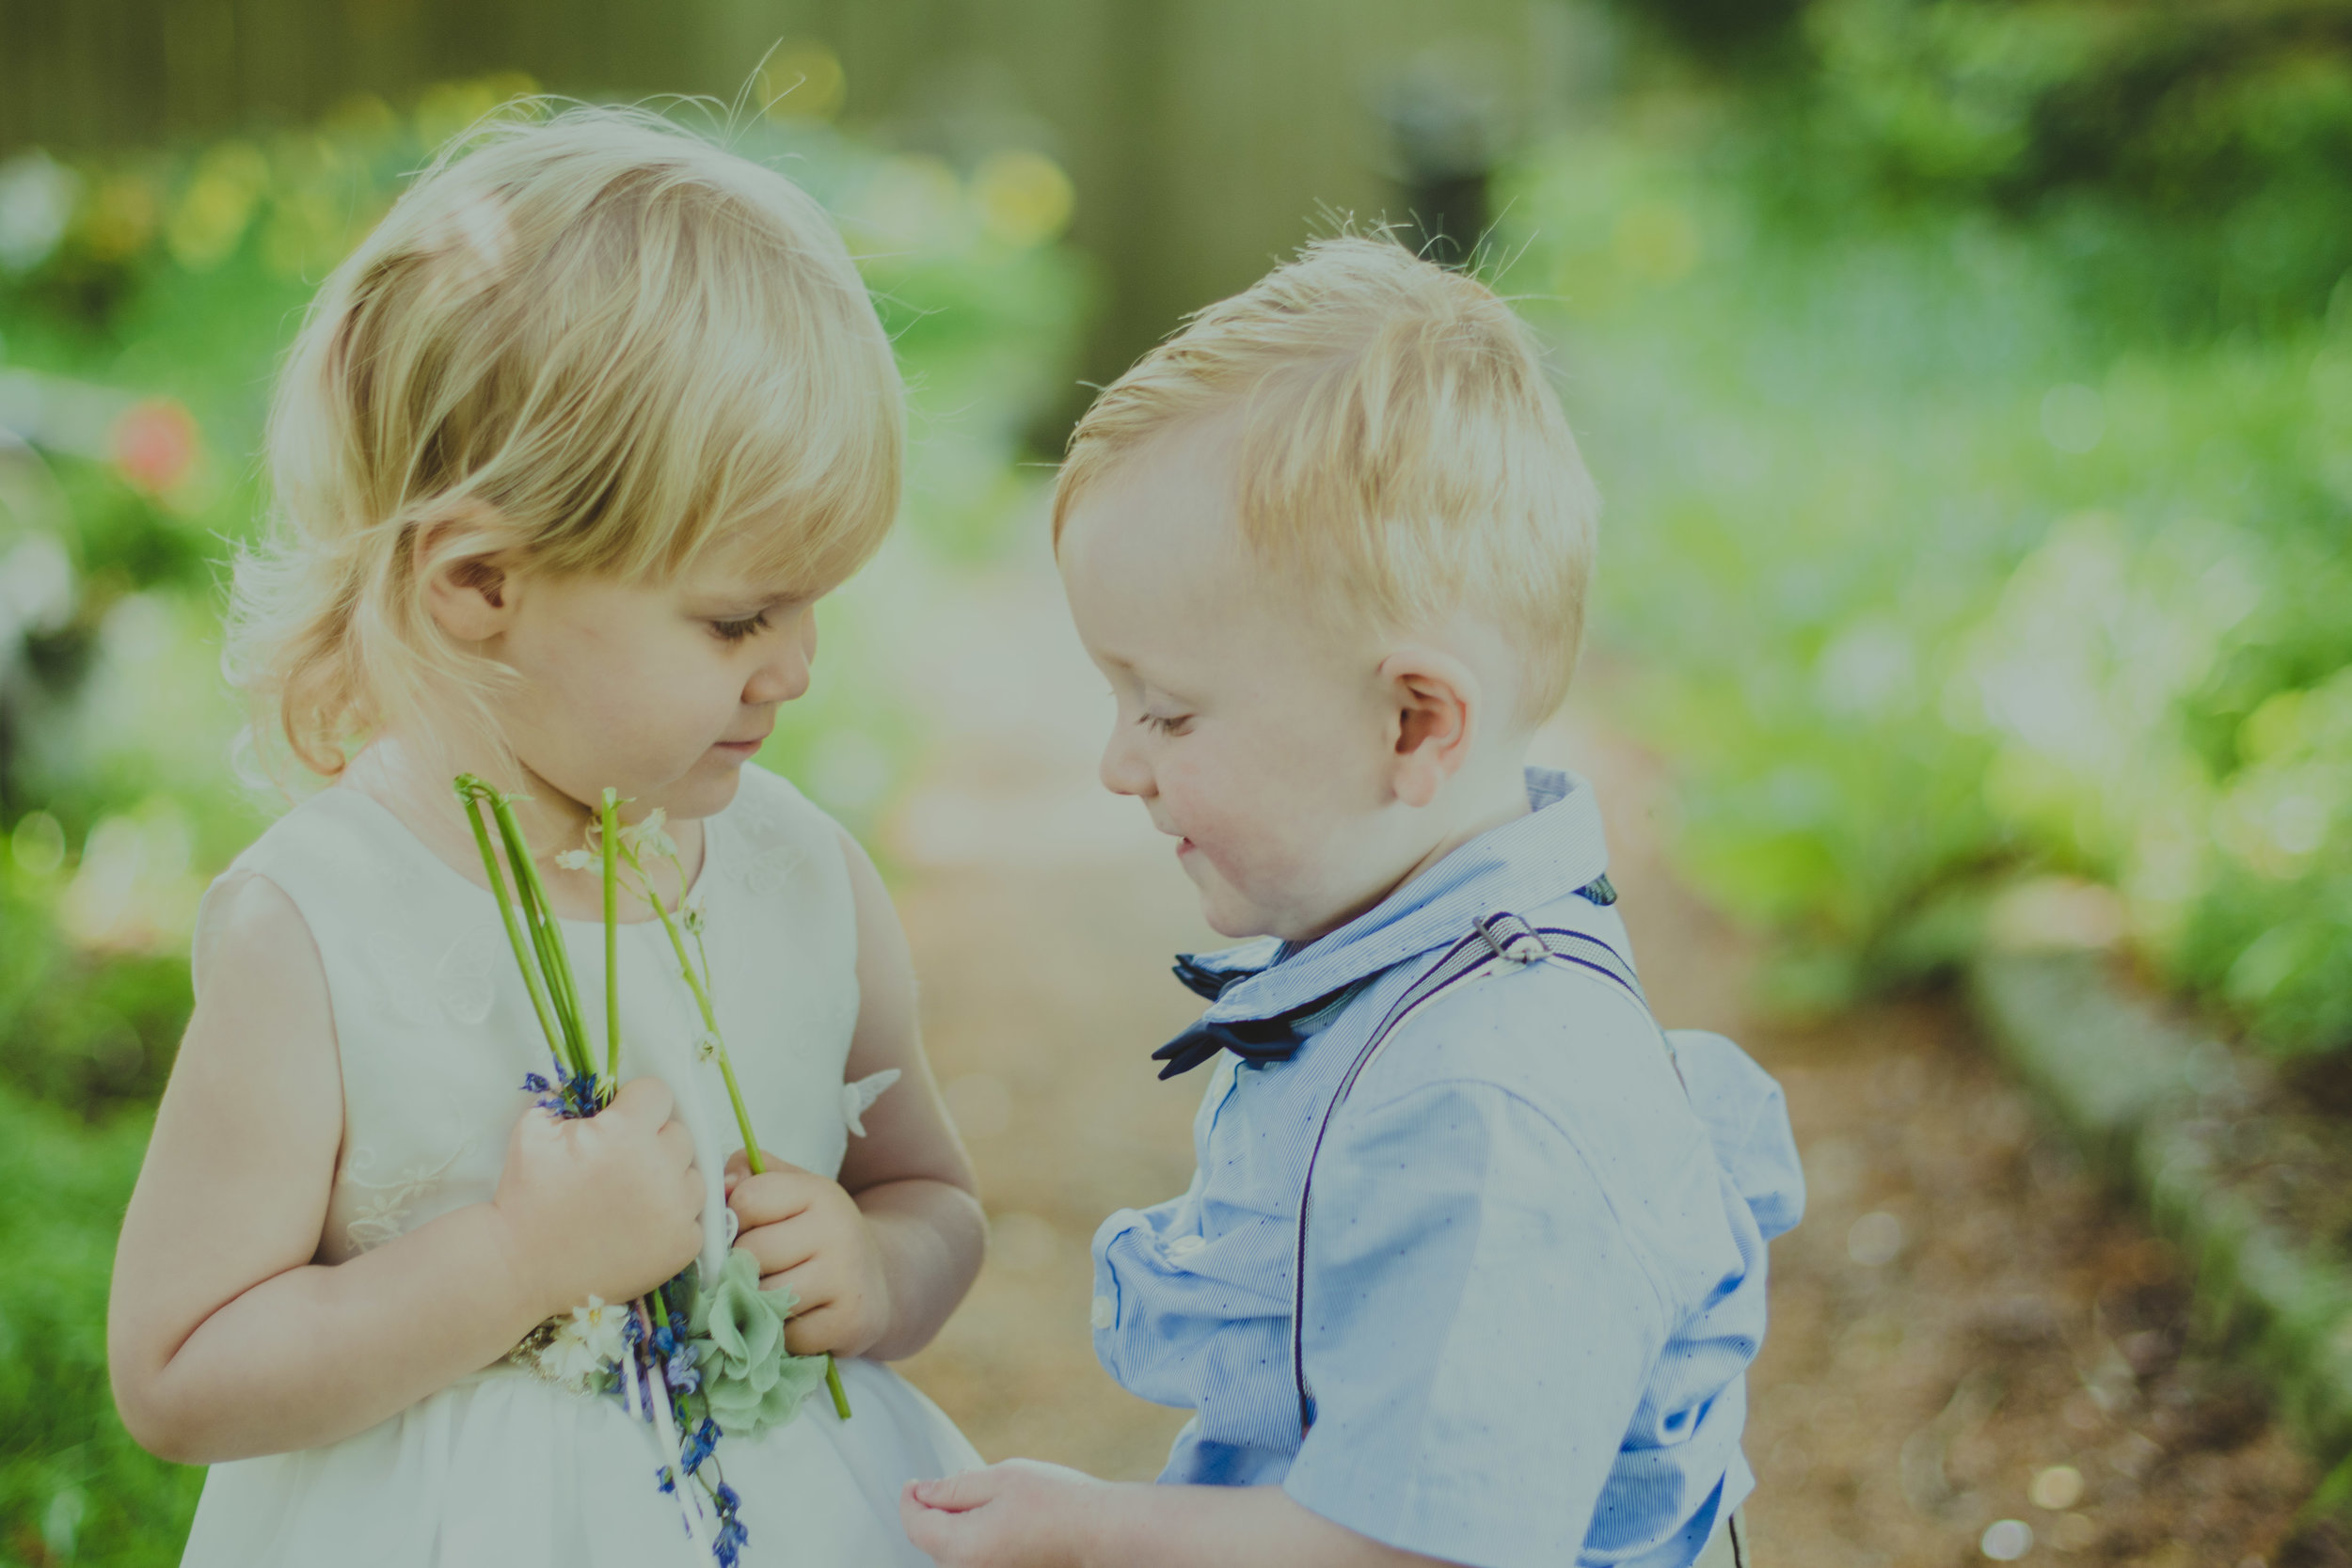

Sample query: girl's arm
[723,829,984,1362]
[901,1465,1461,1568]
[108,871,705,1464]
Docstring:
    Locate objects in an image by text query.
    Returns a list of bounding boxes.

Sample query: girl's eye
[711,611,771,643]
[1143,712,1192,736]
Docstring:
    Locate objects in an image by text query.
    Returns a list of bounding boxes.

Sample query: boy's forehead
[1061,415,1251,598]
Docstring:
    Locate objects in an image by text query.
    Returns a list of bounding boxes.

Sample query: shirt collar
[1178,768,1612,1028]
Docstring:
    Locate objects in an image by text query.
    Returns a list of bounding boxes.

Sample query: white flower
[694,1030,722,1064]
[553,848,595,871]
[840,1068,901,1137]
[619,808,676,862]
[534,1296,629,1390]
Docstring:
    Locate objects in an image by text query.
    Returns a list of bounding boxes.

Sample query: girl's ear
[414,504,520,643]
[1379,647,1480,809]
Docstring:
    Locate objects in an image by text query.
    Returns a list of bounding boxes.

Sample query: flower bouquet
[453,776,848,1565]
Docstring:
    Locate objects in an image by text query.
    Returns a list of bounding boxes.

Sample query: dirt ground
[862,552,2339,1566]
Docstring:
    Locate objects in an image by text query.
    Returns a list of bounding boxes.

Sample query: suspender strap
[1289,911,1664,1435]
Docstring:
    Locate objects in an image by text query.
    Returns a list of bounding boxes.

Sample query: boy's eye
[711,611,771,643]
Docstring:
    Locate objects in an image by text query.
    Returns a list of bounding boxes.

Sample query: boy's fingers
[909,1467,998,1513]
[898,1485,961,1558]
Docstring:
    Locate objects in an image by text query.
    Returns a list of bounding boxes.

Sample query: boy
[902,236,1803,1568]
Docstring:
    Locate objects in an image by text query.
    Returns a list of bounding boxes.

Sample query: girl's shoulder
[220,785,437,903]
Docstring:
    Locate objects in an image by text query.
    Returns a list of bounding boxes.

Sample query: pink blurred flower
[109,398,199,494]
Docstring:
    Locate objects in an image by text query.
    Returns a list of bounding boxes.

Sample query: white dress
[180,763,979,1567]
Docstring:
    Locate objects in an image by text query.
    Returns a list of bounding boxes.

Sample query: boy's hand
[899,1461,1106,1568]
[724,1148,892,1358]
[492,1076,703,1318]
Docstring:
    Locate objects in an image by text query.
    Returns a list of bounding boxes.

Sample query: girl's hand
[492,1077,703,1318]
[898,1461,1106,1568]
[725,1148,892,1358]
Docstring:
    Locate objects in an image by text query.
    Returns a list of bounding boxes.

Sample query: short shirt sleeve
[1281,1076,1672,1568]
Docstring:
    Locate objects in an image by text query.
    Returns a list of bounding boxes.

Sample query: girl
[105,105,985,1565]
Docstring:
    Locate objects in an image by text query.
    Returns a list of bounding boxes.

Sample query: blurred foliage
[0,1090,199,1567]
[0,76,1088,1561]
[1503,0,2352,1043]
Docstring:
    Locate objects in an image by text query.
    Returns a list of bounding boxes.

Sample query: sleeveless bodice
[182,763,978,1568]
[215,763,863,1273]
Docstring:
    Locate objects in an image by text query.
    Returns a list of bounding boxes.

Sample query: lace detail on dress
[340,1135,471,1253]
[435,917,502,1025]
[724,809,807,895]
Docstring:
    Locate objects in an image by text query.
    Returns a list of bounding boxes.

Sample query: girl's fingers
[726,1170,826,1227]
[782,1301,844,1357]
[741,1226,821,1278]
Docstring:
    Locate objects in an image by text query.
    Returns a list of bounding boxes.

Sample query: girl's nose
[744,611,814,705]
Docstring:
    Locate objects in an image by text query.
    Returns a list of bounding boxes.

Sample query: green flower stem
[454,778,566,1066]
[487,791,592,1080]
[643,882,764,1175]
[825,1354,850,1419]
[601,790,620,1083]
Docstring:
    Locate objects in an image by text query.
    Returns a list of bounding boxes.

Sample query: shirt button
[1089,1294,1116,1330]
[1166,1234,1206,1261]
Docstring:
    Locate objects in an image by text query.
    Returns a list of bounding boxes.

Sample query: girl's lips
[713,738,764,757]
[1175,837,1196,856]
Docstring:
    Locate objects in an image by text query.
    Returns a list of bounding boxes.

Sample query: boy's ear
[1379,647,1480,809]
[413,503,520,643]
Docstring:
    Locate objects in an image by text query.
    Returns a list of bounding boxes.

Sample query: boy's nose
[1099,729,1153,800]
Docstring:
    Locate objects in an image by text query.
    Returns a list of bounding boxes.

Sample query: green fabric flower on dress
[690,1246,828,1436]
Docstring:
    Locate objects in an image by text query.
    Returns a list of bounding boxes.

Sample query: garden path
[863,543,2334,1568]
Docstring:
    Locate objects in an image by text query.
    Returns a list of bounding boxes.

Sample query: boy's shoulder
[1358,942,1694,1159]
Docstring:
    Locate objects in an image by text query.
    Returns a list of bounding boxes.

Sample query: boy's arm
[901,1465,1464,1568]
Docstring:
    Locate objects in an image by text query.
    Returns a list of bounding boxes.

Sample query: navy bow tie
[1148,875,1618,1081]
[1149,974,1347,1080]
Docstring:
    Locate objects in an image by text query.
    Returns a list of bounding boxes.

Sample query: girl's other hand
[492,1077,702,1318]
[899,1461,1105,1568]
[724,1148,892,1358]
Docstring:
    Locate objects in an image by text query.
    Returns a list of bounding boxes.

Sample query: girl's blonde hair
[230,103,902,784]
[1052,234,1597,726]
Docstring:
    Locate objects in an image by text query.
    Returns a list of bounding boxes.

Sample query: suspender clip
[1475,911,1551,965]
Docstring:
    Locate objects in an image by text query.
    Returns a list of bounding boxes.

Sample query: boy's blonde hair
[1053,234,1597,726]
[230,103,902,782]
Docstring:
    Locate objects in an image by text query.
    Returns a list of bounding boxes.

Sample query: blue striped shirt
[1090,769,1804,1568]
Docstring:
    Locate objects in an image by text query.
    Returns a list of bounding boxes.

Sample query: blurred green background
[6,0,2352,1560]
